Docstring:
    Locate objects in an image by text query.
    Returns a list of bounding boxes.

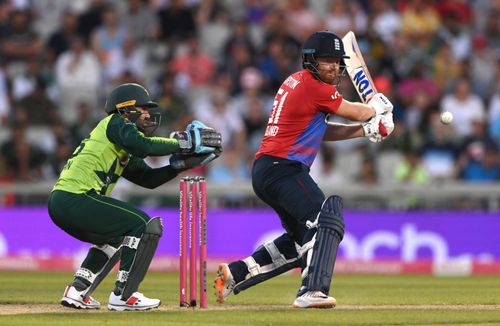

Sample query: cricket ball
[440,111,453,125]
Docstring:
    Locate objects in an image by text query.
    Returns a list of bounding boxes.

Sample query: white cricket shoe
[214,263,235,303]
[108,292,161,311]
[292,291,337,309]
[60,285,100,309]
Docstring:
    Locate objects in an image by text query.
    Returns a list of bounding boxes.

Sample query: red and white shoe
[108,292,161,311]
[292,291,336,309]
[60,285,100,309]
[214,263,235,303]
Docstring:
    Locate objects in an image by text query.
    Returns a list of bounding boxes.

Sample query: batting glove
[363,112,394,143]
[368,93,393,115]
[362,115,382,138]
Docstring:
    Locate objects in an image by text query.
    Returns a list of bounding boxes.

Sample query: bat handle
[379,121,388,137]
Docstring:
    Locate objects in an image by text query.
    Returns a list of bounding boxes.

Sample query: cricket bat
[342,31,387,137]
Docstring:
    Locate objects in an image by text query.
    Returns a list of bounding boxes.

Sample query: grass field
[1,271,499,325]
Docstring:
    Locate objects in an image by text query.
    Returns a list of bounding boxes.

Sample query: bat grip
[379,121,388,137]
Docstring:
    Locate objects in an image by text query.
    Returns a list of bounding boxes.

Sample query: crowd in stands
[0,0,499,192]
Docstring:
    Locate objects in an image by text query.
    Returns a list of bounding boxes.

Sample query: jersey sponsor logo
[282,76,300,89]
[352,67,375,102]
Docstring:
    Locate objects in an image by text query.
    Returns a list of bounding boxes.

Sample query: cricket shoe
[292,291,337,309]
[60,285,100,309]
[214,263,235,303]
[108,292,161,311]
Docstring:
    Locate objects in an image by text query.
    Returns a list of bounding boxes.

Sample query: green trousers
[48,189,152,289]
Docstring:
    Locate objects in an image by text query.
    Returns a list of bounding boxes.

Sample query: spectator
[440,77,486,139]
[372,0,401,45]
[394,148,429,185]
[0,126,46,181]
[46,10,80,61]
[262,8,301,66]
[393,147,429,209]
[348,0,368,34]
[0,62,10,125]
[310,145,345,185]
[193,87,246,152]
[456,111,497,179]
[489,90,500,147]
[76,0,106,43]
[157,0,196,45]
[155,75,191,135]
[68,102,100,147]
[123,0,159,44]
[258,38,299,93]
[10,57,42,101]
[400,0,440,45]
[432,42,461,91]
[357,155,379,185]
[221,36,255,95]
[421,111,458,180]
[1,9,43,63]
[481,10,500,58]
[170,35,215,90]
[208,148,250,206]
[323,0,352,38]
[470,35,498,100]
[230,67,271,150]
[434,4,471,61]
[222,19,256,68]
[208,148,249,183]
[197,4,232,64]
[459,143,500,182]
[14,76,57,126]
[31,0,74,40]
[55,37,101,125]
[104,33,146,89]
[43,139,72,179]
[91,6,127,64]
[285,0,321,42]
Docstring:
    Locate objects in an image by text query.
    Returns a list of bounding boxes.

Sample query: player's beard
[319,70,339,86]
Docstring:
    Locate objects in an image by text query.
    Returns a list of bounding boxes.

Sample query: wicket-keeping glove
[170,120,222,154]
[170,148,222,170]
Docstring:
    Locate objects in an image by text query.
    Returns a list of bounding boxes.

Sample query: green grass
[1,271,499,325]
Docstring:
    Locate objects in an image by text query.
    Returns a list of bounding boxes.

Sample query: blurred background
[0,0,500,209]
[0,0,499,274]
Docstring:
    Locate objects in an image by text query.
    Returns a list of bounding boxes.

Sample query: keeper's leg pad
[81,244,121,299]
[121,217,163,299]
[304,195,344,295]
[233,233,313,295]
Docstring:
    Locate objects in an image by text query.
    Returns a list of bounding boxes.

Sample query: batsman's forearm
[323,122,365,141]
[338,99,376,121]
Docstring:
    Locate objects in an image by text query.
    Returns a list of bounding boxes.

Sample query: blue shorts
[252,155,325,244]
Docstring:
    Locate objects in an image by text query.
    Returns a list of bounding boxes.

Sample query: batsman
[214,31,394,308]
[48,83,222,310]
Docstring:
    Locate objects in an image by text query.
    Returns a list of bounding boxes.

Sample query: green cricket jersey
[53,114,181,196]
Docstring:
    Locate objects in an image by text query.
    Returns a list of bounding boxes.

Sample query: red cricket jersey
[256,69,343,167]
